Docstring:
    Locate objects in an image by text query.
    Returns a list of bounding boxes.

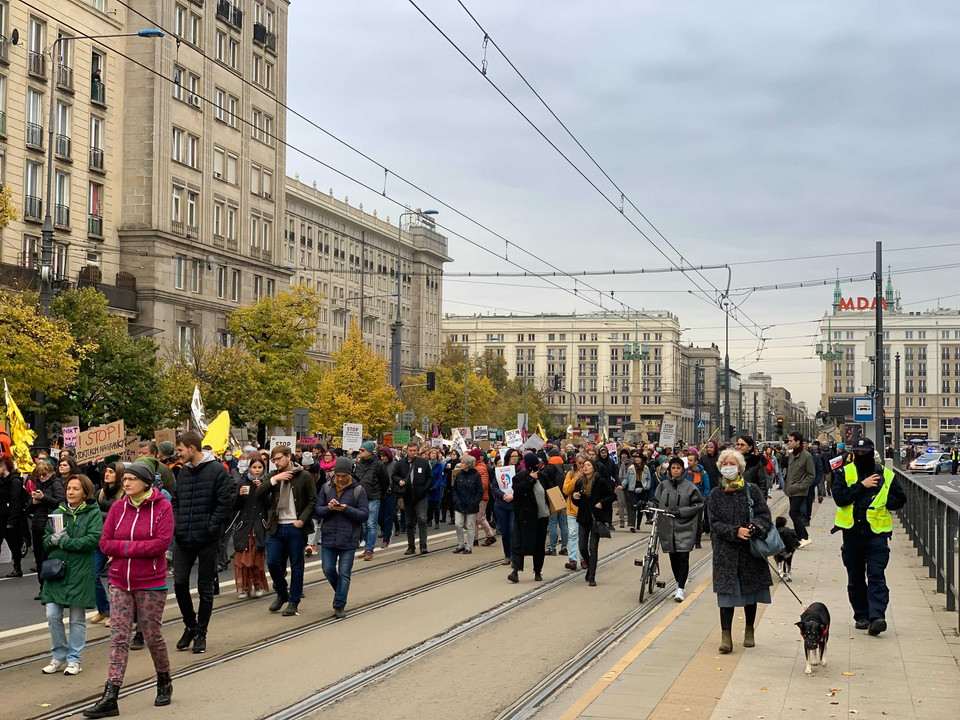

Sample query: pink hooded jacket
[99,488,174,591]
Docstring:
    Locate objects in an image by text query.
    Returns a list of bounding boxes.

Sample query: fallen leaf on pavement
[842,672,855,676]
[760,687,767,691]
[828,689,840,697]
[830,702,839,705]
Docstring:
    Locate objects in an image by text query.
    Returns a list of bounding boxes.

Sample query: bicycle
[634,506,674,603]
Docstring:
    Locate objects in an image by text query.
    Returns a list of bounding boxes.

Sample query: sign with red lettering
[75,420,126,463]
[838,297,888,312]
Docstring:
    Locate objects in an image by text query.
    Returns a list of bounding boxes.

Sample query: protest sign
[76,420,125,463]
[660,420,678,449]
[382,433,394,447]
[332,436,343,449]
[505,429,523,448]
[473,426,488,444]
[494,465,515,494]
[451,428,468,457]
[342,423,363,452]
[297,436,319,446]
[605,442,618,458]
[520,434,545,451]
[455,427,472,442]
[121,435,140,462]
[268,435,296,471]
[62,426,79,449]
[830,455,843,470]
[478,440,491,453]
[154,429,176,446]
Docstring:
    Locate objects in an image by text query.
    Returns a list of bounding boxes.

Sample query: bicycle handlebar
[644,507,675,517]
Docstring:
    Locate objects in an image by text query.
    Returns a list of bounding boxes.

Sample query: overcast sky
[285,1,960,409]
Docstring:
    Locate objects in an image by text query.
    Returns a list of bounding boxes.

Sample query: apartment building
[284,176,451,370]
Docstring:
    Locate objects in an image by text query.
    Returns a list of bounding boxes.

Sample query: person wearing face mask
[233,456,269,599]
[650,456,704,602]
[707,449,773,654]
[831,437,906,637]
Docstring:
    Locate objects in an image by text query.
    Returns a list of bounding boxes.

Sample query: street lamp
[391,209,438,401]
[33,28,164,451]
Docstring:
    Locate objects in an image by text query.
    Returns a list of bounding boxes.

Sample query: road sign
[696,420,707,429]
[853,397,874,422]
[421,418,430,433]
[421,416,429,424]
[952,417,960,426]
[402,410,415,423]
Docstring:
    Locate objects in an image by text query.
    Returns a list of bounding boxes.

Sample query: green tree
[0,290,80,411]
[488,378,550,433]
[474,349,509,392]
[311,320,401,437]
[401,362,497,434]
[229,284,321,442]
[51,288,166,432]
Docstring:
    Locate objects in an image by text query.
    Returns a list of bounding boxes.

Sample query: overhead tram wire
[25,2,676,334]
[110,0,682,334]
[420,0,766,342]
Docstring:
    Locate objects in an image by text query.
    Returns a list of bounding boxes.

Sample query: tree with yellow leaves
[311,320,401,437]
[0,185,20,230]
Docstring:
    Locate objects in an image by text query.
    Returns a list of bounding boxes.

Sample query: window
[226,206,237,240]
[251,108,261,140]
[249,216,260,248]
[186,191,198,230]
[89,115,104,170]
[262,170,272,198]
[55,101,71,158]
[26,88,43,146]
[172,127,182,162]
[23,161,42,219]
[253,275,262,300]
[266,278,275,297]
[230,269,240,301]
[185,133,198,168]
[54,171,70,227]
[190,259,200,293]
[263,114,273,144]
[918,331,926,339]
[214,87,226,121]
[88,181,103,229]
[175,5,187,37]
[228,95,239,128]
[174,256,185,289]
[189,12,201,45]
[213,201,224,238]
[905,331,913,339]
[252,54,261,84]
[264,61,274,91]
[262,219,272,252]
[178,325,194,359]
[216,266,225,299]
[228,38,239,69]
[171,186,183,223]
[251,163,260,194]
[226,151,238,183]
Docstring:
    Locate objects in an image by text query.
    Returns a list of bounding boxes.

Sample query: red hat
[468,447,483,460]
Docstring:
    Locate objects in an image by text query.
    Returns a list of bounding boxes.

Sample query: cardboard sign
[830,455,843,470]
[505,429,523,448]
[495,465,515,493]
[154,429,177,446]
[62,426,79,449]
[546,486,566,515]
[382,433,394,447]
[455,427,472,442]
[393,430,411,447]
[478,440,491,453]
[660,420,678,449]
[121,435,140,462]
[297,436,320,446]
[75,420,126,463]
[342,423,363,452]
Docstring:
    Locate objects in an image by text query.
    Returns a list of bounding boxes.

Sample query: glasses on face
[734,442,747,449]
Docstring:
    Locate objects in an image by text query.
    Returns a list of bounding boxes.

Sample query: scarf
[320,456,336,471]
[722,475,745,493]
[129,490,152,507]
[334,473,352,497]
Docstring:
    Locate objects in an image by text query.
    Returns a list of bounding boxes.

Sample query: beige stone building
[283,176,451,370]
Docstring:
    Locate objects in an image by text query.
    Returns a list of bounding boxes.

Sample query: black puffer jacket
[233,472,268,552]
[96,482,124,521]
[28,476,65,530]
[171,452,233,548]
[0,470,24,526]
[743,452,767,491]
[354,456,390,501]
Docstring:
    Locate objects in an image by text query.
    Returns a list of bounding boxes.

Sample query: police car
[908,451,952,474]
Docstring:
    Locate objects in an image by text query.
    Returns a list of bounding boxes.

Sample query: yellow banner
[201,410,231,456]
[4,379,35,473]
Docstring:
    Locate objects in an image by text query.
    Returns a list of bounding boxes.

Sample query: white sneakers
[254,589,266,598]
[42,659,67,674]
[64,663,81,676]
[675,587,685,602]
[798,538,813,549]
[237,592,249,600]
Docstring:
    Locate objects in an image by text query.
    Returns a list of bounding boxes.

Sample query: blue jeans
[93,548,110,615]
[321,546,356,609]
[494,506,514,559]
[46,603,86,664]
[379,495,397,544]
[364,498,381,553]
[265,523,307,604]
[566,515,580,563]
[548,512,569,550]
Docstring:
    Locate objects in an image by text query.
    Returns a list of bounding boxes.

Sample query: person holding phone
[28,460,64,600]
[233,455,269,599]
[572,458,614,586]
[506,452,554,583]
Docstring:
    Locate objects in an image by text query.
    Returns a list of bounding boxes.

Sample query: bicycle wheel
[639,556,651,603]
[648,556,658,596]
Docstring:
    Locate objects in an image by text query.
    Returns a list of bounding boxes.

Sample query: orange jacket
[476,461,490,501]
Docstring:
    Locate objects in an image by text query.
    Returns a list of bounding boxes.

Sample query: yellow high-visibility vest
[834,464,893,533]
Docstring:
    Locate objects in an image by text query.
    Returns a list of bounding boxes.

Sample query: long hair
[632,454,647,481]
[580,459,597,496]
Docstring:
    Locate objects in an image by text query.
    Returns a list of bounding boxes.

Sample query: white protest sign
[455,426,472,442]
[268,435,296,471]
[505,429,523,448]
[342,423,363,452]
[660,420,678,449]
[520,434,545,452]
[452,428,469,457]
[75,420,126,463]
[495,465,515,494]
[473,426,488,444]
[830,455,843,470]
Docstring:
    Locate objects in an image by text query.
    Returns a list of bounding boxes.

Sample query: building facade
[283,176,450,370]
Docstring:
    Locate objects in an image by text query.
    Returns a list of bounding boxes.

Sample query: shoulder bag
[40,558,66,582]
[746,489,784,558]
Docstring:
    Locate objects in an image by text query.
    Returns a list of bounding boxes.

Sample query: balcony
[216,0,231,22]
[213,233,225,248]
[232,5,243,28]
[0,262,38,290]
[88,215,103,238]
[253,22,267,44]
[28,51,45,78]
[23,196,42,222]
[189,0,205,6]
[89,147,104,172]
[54,204,70,228]
[265,32,277,53]
[55,134,71,160]
[171,220,184,236]
[0,111,5,136]
[91,81,106,106]
[0,35,8,65]
[76,274,138,314]
[56,64,74,91]
[25,122,43,150]
[226,236,238,252]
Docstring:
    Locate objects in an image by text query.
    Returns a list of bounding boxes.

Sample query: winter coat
[391,456,432,501]
[100,489,174,592]
[0,470,24,526]
[650,476,704,553]
[28,476,65,531]
[783,449,815,497]
[511,469,551,556]
[572,474,615,527]
[490,463,518,512]
[620,463,650,504]
[701,443,721,490]
[233,473,268,552]
[96,482,124,521]
[355,456,390,502]
[706,482,773,595]
[427,462,445,503]
[41,501,103,608]
[171,452,234,548]
[475,461,490,502]
[314,479,369,550]
[742,453,767,492]
[258,464,317,535]
[452,467,483,514]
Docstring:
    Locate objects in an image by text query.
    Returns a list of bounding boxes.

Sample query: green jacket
[41,501,103,609]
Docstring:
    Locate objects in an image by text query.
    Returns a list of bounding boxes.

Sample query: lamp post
[34,28,163,451]
[723,301,730,441]
[391,209,437,403]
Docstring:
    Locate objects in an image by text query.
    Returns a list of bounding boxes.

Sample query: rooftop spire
[885,265,894,306]
[832,268,842,316]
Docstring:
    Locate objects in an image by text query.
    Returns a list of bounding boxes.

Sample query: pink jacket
[99,488,174,592]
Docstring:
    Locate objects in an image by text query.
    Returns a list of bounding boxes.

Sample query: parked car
[909,451,952,474]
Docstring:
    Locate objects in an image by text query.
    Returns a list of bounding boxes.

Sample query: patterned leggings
[107,586,169,686]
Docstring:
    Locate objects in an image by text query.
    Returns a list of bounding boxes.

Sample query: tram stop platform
[560,497,960,720]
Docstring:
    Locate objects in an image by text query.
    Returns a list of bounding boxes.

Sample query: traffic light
[777,417,784,434]
[426,371,436,391]
[553,374,561,391]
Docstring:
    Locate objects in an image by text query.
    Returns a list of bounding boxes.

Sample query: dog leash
[765,556,806,606]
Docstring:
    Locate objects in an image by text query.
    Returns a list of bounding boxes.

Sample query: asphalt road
[904,469,960,504]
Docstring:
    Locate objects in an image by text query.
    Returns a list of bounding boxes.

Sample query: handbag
[746,491,784,559]
[592,507,611,538]
[40,558,66,582]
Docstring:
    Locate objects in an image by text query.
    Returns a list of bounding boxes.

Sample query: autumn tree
[311,320,400,437]
[401,362,497,434]
[474,349,509,391]
[0,185,20,231]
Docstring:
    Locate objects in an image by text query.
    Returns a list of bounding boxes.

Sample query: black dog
[796,602,830,676]
[774,516,800,581]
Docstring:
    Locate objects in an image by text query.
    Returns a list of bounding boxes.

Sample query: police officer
[951,446,958,475]
[831,437,906,636]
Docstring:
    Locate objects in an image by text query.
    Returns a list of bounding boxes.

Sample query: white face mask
[720,465,740,480]
[238,460,249,474]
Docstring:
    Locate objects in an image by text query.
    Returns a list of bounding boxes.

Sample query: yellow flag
[536,423,547,440]
[201,410,231,456]
[4,379,36,473]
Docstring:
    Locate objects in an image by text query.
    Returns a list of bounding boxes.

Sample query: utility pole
[753,391,758,439]
[463,351,469,428]
[894,352,901,470]
[359,229,364,339]
[738,384,744,435]
[693,363,701,445]
[873,241,885,449]
[723,301,730,441]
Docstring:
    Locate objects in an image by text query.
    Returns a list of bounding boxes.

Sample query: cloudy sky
[285,1,960,408]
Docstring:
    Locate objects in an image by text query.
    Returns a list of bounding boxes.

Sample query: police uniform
[831,437,906,635]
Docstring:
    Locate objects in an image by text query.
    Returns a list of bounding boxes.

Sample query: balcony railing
[89,147,104,171]
[253,22,267,44]
[216,0,231,22]
[226,236,238,252]
[56,64,74,91]
[232,5,243,28]
[88,215,103,238]
[171,220,184,236]
[27,51,45,77]
[91,81,106,106]
[265,32,277,53]
[24,195,42,221]
[25,122,43,149]
[54,204,70,228]
[0,35,8,65]
[55,134,71,159]
[213,233,225,248]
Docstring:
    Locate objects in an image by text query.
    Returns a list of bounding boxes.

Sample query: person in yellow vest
[831,437,906,637]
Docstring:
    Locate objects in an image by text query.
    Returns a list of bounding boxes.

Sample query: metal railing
[88,215,103,237]
[55,134,71,159]
[25,122,43,149]
[896,467,960,633]
[89,147,104,171]
[54,203,70,228]
[91,81,106,105]
[27,50,45,77]
[0,35,9,64]
[56,63,74,90]
[216,0,231,22]
[23,195,42,221]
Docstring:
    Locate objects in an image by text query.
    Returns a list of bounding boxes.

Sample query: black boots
[155,672,173,706]
[83,681,120,718]
[4,565,22,578]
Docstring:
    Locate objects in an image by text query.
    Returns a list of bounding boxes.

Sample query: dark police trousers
[840,532,890,622]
